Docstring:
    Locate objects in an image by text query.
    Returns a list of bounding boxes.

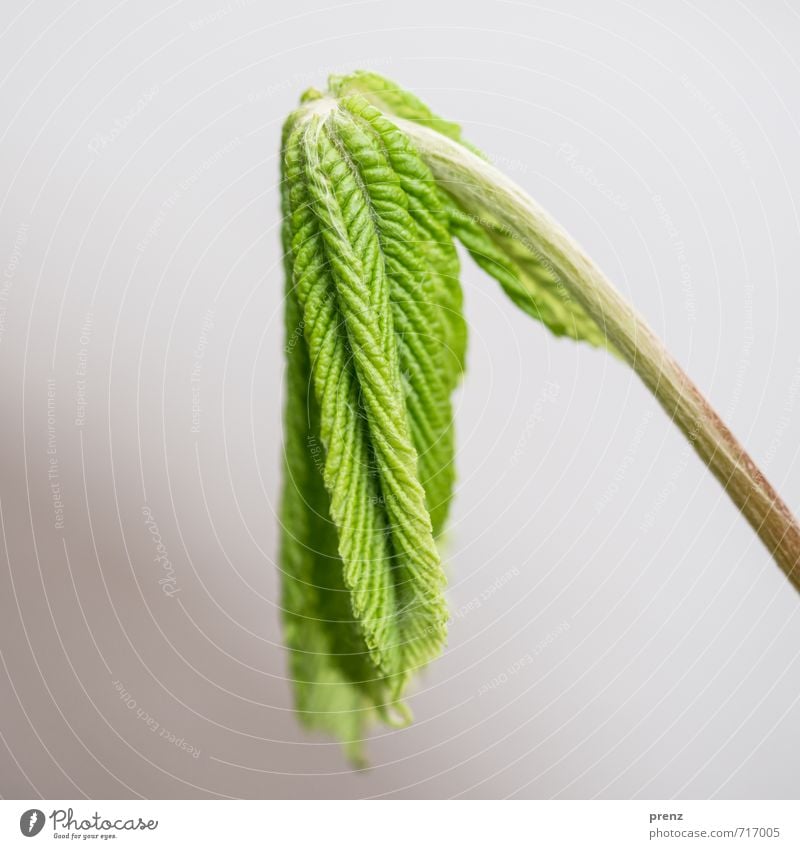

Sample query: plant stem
[399,118,800,594]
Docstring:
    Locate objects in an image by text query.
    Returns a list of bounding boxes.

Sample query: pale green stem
[399,118,800,594]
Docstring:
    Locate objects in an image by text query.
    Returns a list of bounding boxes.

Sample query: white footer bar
[2,799,797,848]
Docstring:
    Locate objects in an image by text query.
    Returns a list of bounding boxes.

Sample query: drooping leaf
[329,70,611,351]
[279,74,609,760]
[279,95,464,758]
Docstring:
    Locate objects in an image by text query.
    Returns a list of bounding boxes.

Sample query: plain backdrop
[1,0,799,799]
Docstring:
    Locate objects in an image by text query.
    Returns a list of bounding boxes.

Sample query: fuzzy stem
[399,118,800,594]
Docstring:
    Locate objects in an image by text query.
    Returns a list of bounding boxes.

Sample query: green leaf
[328,70,610,351]
[329,71,469,147]
[279,70,800,763]
[443,195,611,347]
[279,97,463,758]
[279,73,610,761]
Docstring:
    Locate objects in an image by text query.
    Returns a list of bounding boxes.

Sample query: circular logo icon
[19,809,45,837]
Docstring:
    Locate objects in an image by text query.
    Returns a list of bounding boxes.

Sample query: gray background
[1,0,799,799]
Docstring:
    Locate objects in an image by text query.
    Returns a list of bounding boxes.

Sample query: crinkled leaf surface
[279,73,609,760]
